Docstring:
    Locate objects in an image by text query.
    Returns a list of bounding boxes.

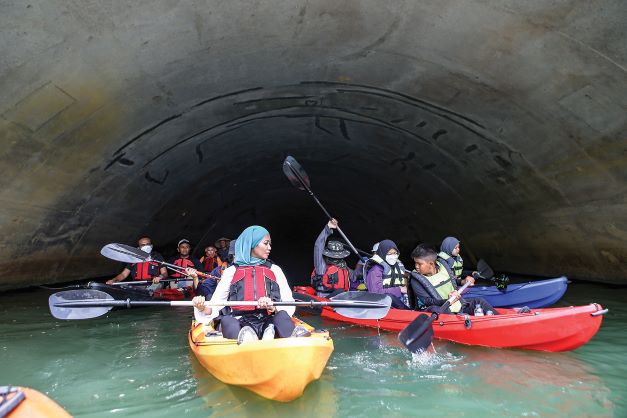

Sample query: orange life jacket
[229,262,281,313]
[201,256,225,272]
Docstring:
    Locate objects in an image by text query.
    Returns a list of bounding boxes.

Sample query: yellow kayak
[188,318,334,402]
[0,387,71,418]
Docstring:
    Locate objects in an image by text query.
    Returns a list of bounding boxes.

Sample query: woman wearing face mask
[189,225,309,344]
[364,239,410,309]
[106,236,168,291]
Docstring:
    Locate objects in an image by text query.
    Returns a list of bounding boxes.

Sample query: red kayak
[293,287,607,352]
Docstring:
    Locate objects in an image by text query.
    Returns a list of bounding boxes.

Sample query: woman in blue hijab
[189,226,308,343]
[437,236,476,286]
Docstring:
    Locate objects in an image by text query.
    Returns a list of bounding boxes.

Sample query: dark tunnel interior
[122,81,543,283]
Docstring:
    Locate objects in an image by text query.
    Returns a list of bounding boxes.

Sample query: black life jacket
[409,262,461,311]
[228,262,281,314]
[365,255,406,289]
[311,265,350,292]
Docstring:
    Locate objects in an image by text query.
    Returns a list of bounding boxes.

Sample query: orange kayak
[188,318,333,402]
[0,386,71,418]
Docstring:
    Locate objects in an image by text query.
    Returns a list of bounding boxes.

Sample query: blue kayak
[464,276,568,308]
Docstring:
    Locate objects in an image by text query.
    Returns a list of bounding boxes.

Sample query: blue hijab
[440,236,462,262]
[234,225,270,266]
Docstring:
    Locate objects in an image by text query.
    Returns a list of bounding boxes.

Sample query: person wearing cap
[364,239,410,309]
[437,236,476,286]
[189,225,309,344]
[215,237,231,261]
[168,239,204,289]
[311,218,357,297]
[106,236,167,292]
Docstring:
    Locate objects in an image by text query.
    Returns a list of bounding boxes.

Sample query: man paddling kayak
[409,244,498,315]
[189,225,308,344]
[106,236,167,291]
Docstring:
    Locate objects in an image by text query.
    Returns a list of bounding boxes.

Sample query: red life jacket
[202,256,216,272]
[229,262,281,312]
[170,258,196,278]
[311,265,350,292]
[133,261,160,280]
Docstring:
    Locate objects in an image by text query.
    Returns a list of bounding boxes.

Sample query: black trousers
[460,297,499,315]
[389,295,410,310]
[425,297,498,315]
[219,310,296,339]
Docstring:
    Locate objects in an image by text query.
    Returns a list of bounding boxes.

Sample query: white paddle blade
[330,291,392,320]
[100,243,149,263]
[49,289,115,320]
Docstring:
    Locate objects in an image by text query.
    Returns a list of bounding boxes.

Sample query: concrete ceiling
[0,0,625,290]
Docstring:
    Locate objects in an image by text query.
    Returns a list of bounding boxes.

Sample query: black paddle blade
[330,291,392,320]
[49,289,115,320]
[292,292,323,315]
[282,156,311,191]
[476,259,494,280]
[101,243,149,263]
[398,313,436,353]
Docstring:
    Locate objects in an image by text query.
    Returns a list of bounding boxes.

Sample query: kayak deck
[464,276,568,308]
[188,318,334,402]
[296,290,605,352]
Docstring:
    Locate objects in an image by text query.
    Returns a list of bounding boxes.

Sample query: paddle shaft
[53,299,389,309]
[109,278,199,286]
[103,244,215,279]
[405,282,471,346]
[284,158,361,257]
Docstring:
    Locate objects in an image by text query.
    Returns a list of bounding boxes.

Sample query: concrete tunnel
[1,1,626,291]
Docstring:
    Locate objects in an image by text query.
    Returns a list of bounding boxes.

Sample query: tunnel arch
[0,1,625,290]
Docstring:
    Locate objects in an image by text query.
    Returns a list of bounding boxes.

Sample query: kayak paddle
[282,156,364,257]
[107,278,190,286]
[101,243,218,279]
[476,259,509,290]
[398,282,471,353]
[49,289,392,321]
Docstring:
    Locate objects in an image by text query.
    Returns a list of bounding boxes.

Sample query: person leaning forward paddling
[188,225,310,344]
[408,244,499,315]
[106,236,167,291]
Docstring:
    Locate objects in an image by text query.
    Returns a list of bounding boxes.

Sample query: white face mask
[385,254,399,265]
[140,245,153,254]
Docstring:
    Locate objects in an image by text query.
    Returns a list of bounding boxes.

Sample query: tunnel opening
[120,81,522,283]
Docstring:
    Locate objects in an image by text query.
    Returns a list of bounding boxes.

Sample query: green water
[1,282,624,417]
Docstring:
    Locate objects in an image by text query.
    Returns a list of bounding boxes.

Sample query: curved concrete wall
[0,0,625,290]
